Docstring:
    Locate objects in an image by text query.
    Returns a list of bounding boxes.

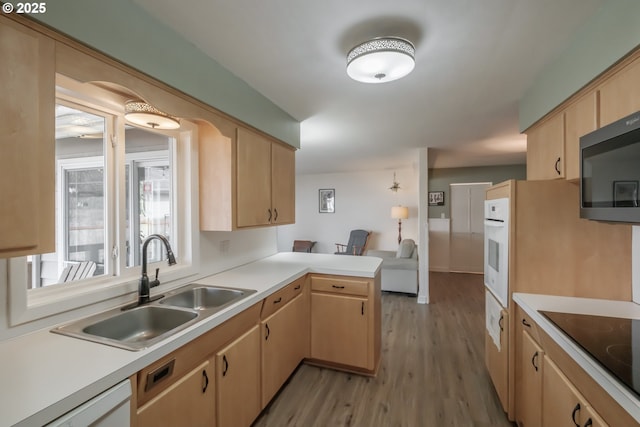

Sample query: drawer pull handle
[522,318,531,328]
[273,297,282,304]
[145,358,175,392]
[555,157,561,175]
[268,209,272,222]
[361,301,364,315]
[294,285,301,290]
[571,403,581,426]
[274,208,279,222]
[498,314,504,332]
[202,369,209,393]
[332,285,345,289]
[531,351,539,372]
[584,418,593,427]
[222,355,229,377]
[265,323,270,341]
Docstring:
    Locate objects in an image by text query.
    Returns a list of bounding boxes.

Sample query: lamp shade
[391,206,409,220]
[347,37,415,84]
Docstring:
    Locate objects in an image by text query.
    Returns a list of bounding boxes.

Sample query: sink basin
[52,284,255,351]
[52,305,199,351]
[160,285,254,310]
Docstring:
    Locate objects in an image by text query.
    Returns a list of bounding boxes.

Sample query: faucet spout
[138,234,176,305]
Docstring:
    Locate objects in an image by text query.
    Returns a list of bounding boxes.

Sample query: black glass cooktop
[540,311,640,398]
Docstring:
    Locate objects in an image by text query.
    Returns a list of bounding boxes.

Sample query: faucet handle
[150,268,161,288]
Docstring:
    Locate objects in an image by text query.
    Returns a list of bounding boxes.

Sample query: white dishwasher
[46,379,131,427]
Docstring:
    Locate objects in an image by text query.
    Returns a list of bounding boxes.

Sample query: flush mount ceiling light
[347,37,415,84]
[124,100,180,130]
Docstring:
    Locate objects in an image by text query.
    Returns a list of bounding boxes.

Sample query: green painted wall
[31,0,300,148]
[428,164,526,218]
[520,0,640,131]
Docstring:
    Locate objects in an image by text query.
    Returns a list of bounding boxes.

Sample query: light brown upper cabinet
[199,125,295,231]
[599,55,640,126]
[563,91,598,181]
[236,127,295,228]
[0,16,55,258]
[526,113,565,180]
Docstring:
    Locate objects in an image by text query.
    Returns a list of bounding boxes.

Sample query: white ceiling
[134,0,603,174]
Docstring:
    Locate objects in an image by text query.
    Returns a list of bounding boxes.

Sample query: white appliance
[484,197,509,308]
[46,379,131,427]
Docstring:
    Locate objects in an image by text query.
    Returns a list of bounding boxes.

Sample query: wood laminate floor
[253,272,514,427]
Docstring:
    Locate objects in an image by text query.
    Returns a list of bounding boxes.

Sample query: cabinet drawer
[517,305,542,346]
[310,275,369,297]
[261,276,305,319]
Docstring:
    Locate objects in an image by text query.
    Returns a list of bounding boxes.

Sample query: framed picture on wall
[428,191,445,206]
[613,180,639,207]
[319,188,335,213]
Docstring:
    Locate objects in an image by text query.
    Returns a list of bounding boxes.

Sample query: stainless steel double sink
[52,284,256,351]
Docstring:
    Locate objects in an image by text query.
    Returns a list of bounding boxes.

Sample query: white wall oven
[484,197,509,308]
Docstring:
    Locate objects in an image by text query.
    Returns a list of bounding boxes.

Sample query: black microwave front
[580,110,640,223]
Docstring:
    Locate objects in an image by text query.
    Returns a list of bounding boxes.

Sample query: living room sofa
[366,239,418,296]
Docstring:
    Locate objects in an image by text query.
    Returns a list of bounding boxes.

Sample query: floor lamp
[391,206,409,244]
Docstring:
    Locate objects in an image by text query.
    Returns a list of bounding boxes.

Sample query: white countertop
[513,292,640,423]
[0,252,381,427]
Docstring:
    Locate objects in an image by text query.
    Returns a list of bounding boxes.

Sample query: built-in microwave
[580,110,640,223]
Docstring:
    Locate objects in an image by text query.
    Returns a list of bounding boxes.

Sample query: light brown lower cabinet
[311,292,369,369]
[518,330,544,427]
[309,274,380,374]
[137,357,215,427]
[261,292,309,407]
[543,356,608,427]
[216,325,261,427]
[485,307,509,411]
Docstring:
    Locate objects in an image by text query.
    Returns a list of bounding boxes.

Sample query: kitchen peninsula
[0,253,382,427]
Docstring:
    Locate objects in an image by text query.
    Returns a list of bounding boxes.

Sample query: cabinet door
[519,330,544,427]
[542,356,583,427]
[564,91,598,181]
[138,358,214,427]
[261,292,308,407]
[526,113,565,180]
[216,325,261,427]
[271,142,295,225]
[485,308,509,412]
[0,17,55,257]
[236,127,271,227]
[311,293,368,369]
[600,57,640,126]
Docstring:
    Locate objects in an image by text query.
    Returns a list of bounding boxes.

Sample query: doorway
[449,182,491,273]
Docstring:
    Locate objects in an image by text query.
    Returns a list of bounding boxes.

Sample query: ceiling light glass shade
[124,101,180,130]
[347,37,415,84]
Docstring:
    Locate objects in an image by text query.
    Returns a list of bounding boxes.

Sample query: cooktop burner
[540,311,640,398]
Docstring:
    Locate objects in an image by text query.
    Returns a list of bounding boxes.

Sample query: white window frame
[8,80,199,326]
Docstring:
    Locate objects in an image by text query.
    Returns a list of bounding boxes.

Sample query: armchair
[335,229,370,256]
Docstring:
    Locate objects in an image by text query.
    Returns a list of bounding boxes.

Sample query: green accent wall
[428,165,526,218]
[31,0,300,148]
[520,0,640,131]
